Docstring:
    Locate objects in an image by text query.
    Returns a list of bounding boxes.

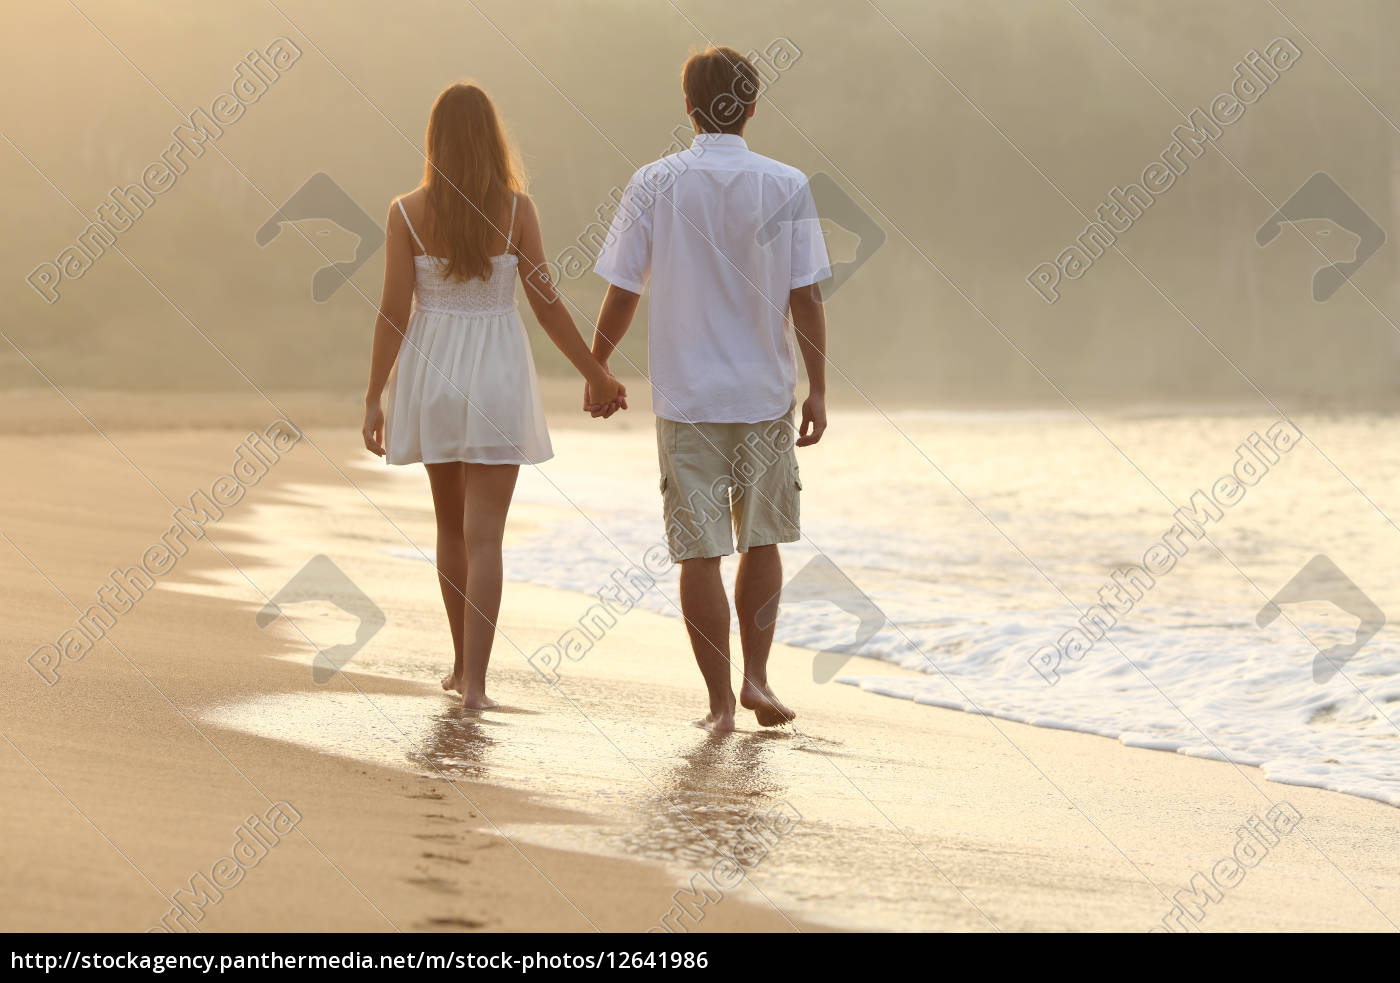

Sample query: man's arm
[587,284,642,417]
[790,283,827,446]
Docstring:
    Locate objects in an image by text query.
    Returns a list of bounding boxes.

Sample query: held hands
[584,366,628,419]
[362,400,386,456]
[796,391,827,446]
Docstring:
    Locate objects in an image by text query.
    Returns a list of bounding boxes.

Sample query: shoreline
[6,386,1400,440]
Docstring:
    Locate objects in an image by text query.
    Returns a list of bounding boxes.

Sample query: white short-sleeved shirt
[593,133,830,424]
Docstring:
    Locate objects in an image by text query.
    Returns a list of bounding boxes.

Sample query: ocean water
[489,409,1400,808]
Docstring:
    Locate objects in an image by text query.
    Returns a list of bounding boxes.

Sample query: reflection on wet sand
[618,731,792,869]
[407,708,501,781]
[204,675,900,928]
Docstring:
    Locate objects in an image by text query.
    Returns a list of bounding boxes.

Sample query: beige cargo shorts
[655,405,801,562]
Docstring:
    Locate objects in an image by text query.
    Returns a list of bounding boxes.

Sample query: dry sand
[3,390,1398,933]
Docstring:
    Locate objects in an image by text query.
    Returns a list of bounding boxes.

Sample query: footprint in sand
[420,916,487,930]
[421,851,473,866]
[404,874,460,894]
[422,812,465,825]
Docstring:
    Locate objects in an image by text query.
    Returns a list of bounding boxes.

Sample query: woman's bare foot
[691,694,736,732]
[461,690,499,710]
[691,709,736,733]
[740,681,796,727]
[441,673,463,695]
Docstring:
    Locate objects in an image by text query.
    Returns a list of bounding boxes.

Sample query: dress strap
[396,198,427,255]
[504,193,518,253]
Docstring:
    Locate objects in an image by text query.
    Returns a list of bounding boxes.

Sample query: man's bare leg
[735,544,796,726]
[678,556,736,731]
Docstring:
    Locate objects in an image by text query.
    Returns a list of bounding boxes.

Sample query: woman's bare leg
[460,463,519,709]
[426,462,468,692]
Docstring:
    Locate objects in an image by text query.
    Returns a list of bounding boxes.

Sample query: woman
[362,81,623,709]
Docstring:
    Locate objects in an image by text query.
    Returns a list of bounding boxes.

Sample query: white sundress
[384,195,553,466]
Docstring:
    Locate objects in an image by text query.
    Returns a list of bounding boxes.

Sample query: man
[589,45,831,731]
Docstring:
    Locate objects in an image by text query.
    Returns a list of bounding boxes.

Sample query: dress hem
[386,453,554,467]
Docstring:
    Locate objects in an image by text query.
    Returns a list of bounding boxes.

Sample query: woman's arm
[512,195,624,409]
[362,200,416,455]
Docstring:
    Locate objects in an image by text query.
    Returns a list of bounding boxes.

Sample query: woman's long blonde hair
[422,82,526,281]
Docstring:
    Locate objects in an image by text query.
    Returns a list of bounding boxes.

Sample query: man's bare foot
[691,709,736,733]
[740,681,796,727]
[461,691,499,710]
[441,673,463,695]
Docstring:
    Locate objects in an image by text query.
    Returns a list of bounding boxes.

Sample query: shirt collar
[690,132,748,151]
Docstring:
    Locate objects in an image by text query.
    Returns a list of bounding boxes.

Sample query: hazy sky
[4,0,1398,407]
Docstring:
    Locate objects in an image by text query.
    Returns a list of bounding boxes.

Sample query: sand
[3,389,1399,933]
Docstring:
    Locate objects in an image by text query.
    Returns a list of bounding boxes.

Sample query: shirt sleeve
[788,178,832,289]
[593,168,655,294]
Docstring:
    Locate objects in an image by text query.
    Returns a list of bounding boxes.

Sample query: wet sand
[3,390,1399,932]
